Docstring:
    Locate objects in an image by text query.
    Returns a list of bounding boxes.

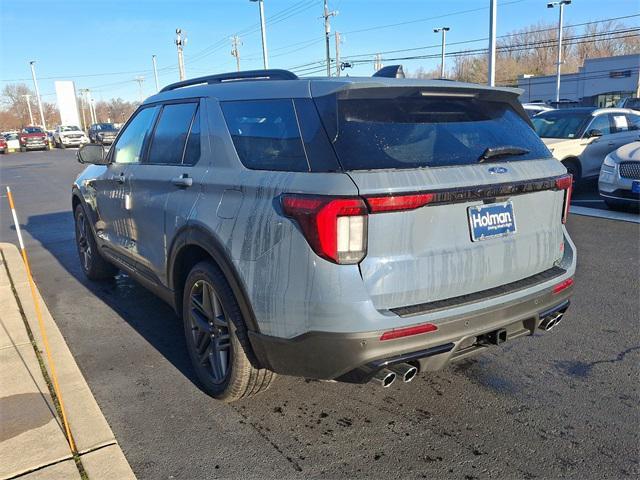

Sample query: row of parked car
[0,123,120,153]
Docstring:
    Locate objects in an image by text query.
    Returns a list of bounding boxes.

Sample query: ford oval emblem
[488,166,508,174]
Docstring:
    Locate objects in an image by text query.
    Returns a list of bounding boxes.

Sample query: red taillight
[282,195,368,264]
[365,193,434,213]
[555,174,573,224]
[380,322,438,341]
[552,277,574,294]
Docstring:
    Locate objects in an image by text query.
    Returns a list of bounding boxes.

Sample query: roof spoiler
[160,69,298,93]
[373,65,405,79]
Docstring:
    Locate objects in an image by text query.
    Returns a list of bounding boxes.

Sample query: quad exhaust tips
[371,368,396,387]
[388,363,418,383]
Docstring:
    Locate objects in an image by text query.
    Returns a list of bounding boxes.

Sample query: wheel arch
[560,156,582,181]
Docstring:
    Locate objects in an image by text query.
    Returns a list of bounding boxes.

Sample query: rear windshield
[315,90,551,170]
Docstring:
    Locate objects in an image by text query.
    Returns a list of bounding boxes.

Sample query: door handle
[171,174,193,188]
[111,173,125,184]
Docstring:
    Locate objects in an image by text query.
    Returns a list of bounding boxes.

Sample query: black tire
[182,260,275,402]
[59,140,65,149]
[20,146,26,152]
[74,204,117,280]
[562,159,581,184]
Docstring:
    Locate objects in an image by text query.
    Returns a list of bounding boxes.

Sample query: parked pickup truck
[19,126,49,152]
[88,123,118,145]
[53,125,89,149]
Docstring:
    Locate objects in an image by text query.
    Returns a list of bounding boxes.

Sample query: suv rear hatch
[312,83,570,312]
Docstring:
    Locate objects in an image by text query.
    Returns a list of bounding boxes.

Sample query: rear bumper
[249,283,573,380]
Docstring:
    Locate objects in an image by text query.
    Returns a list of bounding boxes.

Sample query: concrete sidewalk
[0,243,135,480]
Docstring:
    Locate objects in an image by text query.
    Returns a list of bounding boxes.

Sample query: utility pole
[374,53,383,72]
[152,55,160,92]
[488,0,497,86]
[335,32,341,77]
[433,27,450,78]
[29,61,46,130]
[323,0,338,77]
[90,98,97,124]
[175,28,186,81]
[548,0,571,103]
[81,89,96,125]
[231,35,242,72]
[22,94,34,125]
[134,76,145,102]
[79,92,87,131]
[250,0,269,69]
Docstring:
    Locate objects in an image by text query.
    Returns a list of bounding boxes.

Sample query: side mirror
[77,144,109,165]
[586,129,603,138]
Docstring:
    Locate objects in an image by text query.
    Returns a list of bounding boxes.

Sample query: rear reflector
[365,193,434,213]
[555,174,573,224]
[552,278,574,294]
[380,322,438,341]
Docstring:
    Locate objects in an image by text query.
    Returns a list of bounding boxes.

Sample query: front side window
[221,99,308,172]
[147,103,198,165]
[112,106,158,164]
[532,110,592,139]
[586,114,612,136]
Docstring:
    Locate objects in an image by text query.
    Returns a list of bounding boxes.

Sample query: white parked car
[53,125,89,149]
[599,141,640,210]
[532,107,640,182]
[4,133,20,152]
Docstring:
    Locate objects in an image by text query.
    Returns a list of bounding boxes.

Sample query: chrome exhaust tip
[371,368,396,388]
[388,363,418,383]
[539,311,564,331]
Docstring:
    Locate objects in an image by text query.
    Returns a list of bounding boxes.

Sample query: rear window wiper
[478,146,530,163]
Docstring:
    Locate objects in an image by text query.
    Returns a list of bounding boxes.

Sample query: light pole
[433,27,450,78]
[488,0,497,86]
[175,28,186,81]
[22,94,34,125]
[29,61,46,130]
[250,0,269,69]
[152,55,160,92]
[548,0,571,104]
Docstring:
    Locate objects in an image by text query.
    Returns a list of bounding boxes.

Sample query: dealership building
[517,54,640,107]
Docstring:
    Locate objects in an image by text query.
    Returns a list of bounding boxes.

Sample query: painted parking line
[570,205,640,224]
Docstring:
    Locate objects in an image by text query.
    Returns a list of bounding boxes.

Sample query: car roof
[143,72,522,105]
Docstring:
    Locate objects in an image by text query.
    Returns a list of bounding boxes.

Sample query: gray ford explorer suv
[72,69,576,402]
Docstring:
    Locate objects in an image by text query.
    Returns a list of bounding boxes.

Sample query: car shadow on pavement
[18,211,201,390]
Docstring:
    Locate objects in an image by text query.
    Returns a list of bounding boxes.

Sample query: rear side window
[315,90,551,170]
[148,103,198,165]
[221,99,309,172]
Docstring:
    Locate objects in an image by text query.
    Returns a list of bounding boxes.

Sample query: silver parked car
[599,141,640,210]
[72,69,576,401]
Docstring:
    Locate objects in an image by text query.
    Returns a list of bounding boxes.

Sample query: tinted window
[221,99,308,172]
[587,115,612,135]
[183,107,201,166]
[316,92,551,170]
[532,110,592,139]
[626,114,640,131]
[147,103,198,165]
[112,106,158,164]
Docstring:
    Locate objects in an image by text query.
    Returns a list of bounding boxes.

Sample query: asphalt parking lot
[1,149,638,479]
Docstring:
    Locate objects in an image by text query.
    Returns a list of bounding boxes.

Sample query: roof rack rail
[159,69,299,93]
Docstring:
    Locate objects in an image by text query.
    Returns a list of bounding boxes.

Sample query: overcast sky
[1,0,637,102]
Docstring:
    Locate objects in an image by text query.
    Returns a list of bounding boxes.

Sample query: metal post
[257,0,269,69]
[488,0,497,86]
[434,27,450,79]
[176,28,186,81]
[335,32,341,77]
[29,61,46,130]
[152,55,160,92]
[555,4,564,103]
[22,95,34,125]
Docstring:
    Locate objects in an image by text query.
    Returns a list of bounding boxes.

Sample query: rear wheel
[74,204,117,280]
[562,159,581,185]
[182,261,275,402]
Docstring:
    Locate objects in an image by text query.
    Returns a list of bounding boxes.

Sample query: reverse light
[552,277,574,294]
[380,322,438,341]
[282,195,368,264]
[555,174,573,224]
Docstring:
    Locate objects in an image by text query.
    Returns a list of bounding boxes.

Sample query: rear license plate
[468,202,517,242]
[632,181,640,194]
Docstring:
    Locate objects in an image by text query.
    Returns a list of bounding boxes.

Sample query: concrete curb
[0,243,136,480]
